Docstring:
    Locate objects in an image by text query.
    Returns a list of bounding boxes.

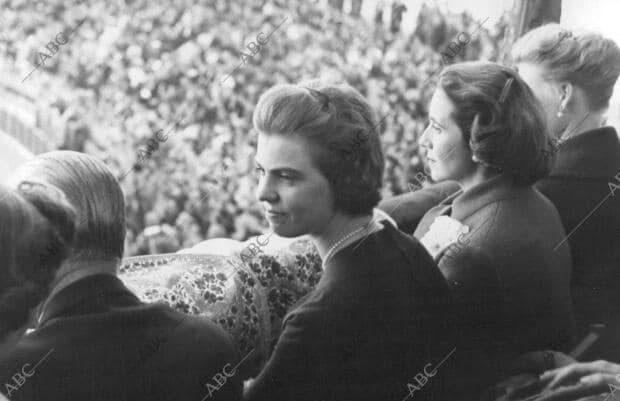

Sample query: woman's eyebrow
[253,162,302,176]
[429,117,444,128]
[273,167,302,176]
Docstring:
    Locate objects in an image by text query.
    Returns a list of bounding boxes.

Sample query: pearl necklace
[323,220,382,265]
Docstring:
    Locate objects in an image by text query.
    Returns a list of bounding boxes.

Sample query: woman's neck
[457,166,498,193]
[560,108,606,141]
[310,213,374,262]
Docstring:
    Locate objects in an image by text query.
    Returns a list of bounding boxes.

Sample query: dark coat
[380,127,620,362]
[535,126,620,361]
[414,174,575,389]
[378,181,461,234]
[244,222,456,401]
[0,274,242,401]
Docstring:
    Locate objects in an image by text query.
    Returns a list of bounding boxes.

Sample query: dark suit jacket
[414,174,575,390]
[0,274,242,401]
[535,126,620,361]
[244,222,456,401]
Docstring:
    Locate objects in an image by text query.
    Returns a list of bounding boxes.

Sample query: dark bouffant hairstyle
[438,61,552,184]
[512,23,620,111]
[0,182,76,338]
[252,81,385,215]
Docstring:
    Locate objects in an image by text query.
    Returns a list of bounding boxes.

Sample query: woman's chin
[428,167,455,183]
[269,221,309,239]
[267,221,292,238]
[428,170,443,182]
[272,227,302,238]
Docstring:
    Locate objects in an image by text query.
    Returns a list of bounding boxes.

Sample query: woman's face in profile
[419,88,476,184]
[255,133,336,238]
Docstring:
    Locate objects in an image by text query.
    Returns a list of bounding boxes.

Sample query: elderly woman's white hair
[9,151,126,262]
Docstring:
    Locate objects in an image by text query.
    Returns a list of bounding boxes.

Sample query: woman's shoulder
[460,197,557,259]
[463,186,558,238]
[416,201,499,263]
[482,187,566,247]
[366,223,455,297]
[419,184,554,256]
[437,191,567,278]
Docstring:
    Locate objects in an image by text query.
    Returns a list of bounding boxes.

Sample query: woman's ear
[559,81,574,111]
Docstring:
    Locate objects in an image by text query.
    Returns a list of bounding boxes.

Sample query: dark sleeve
[204,326,244,401]
[163,319,243,401]
[437,246,506,395]
[243,305,327,401]
[378,181,460,234]
[439,245,501,325]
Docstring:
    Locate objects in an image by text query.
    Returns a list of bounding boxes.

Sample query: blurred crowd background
[0,0,509,256]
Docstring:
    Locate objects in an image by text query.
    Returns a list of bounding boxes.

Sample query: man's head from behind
[10,151,125,265]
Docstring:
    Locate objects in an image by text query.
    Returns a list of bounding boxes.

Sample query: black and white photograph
[1,0,619,400]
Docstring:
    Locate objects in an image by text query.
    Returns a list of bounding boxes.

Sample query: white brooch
[419,216,470,260]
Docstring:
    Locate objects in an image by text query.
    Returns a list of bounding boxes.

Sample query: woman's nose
[419,126,431,149]
[257,175,278,204]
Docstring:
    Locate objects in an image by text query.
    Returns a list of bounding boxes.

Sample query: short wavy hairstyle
[10,151,126,261]
[252,81,384,215]
[0,182,76,337]
[512,23,620,111]
[438,61,552,184]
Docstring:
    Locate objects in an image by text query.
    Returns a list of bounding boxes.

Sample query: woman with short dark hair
[244,81,455,401]
[513,24,620,362]
[252,83,385,216]
[413,61,575,395]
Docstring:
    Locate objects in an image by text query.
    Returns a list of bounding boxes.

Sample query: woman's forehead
[255,134,317,171]
[429,88,456,120]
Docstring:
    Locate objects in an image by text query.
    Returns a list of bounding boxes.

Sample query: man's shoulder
[146,304,234,349]
[0,305,240,400]
[150,307,240,381]
[2,304,235,368]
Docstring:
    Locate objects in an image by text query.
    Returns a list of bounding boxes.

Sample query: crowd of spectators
[0,0,508,256]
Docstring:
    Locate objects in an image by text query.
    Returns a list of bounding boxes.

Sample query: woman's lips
[266,211,287,221]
